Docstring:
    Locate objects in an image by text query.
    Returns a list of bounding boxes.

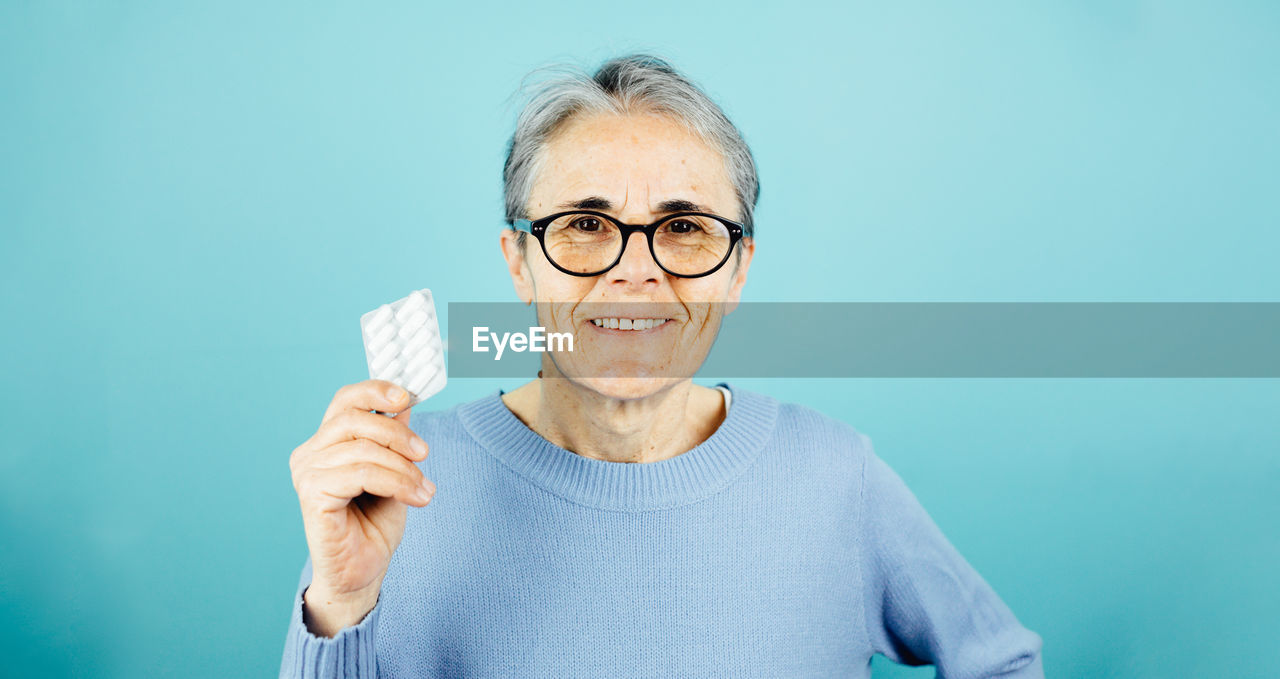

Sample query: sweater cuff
[996,650,1044,679]
[279,585,380,679]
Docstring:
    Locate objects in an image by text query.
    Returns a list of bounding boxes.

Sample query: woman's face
[501,110,754,400]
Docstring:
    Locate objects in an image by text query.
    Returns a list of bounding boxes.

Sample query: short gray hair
[502,54,760,240]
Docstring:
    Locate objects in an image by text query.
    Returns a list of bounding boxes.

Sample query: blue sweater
[280,384,1043,678]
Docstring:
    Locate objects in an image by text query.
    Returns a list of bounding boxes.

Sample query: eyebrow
[554,196,710,214]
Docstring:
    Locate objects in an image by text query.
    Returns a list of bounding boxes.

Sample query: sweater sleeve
[858,435,1044,679]
[279,556,381,679]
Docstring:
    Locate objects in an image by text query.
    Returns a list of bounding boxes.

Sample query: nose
[606,229,663,288]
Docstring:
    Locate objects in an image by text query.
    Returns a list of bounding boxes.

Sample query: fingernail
[411,438,428,458]
[387,386,405,402]
[420,478,436,498]
[413,485,432,504]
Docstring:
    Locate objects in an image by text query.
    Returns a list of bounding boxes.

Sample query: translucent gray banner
[446,303,1280,378]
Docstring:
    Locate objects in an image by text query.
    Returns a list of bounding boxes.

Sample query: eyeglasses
[512,210,745,278]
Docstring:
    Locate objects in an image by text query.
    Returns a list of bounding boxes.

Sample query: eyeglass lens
[542,213,732,276]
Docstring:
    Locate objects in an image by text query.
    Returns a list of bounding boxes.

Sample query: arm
[280,380,435,678]
[279,556,382,679]
[858,434,1044,679]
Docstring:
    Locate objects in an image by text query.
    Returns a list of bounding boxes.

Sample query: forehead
[531,111,737,218]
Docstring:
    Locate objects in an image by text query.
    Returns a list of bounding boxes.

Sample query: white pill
[395,294,424,323]
[376,357,404,380]
[371,348,400,373]
[368,322,395,345]
[408,366,437,395]
[404,349,430,373]
[368,304,394,327]
[397,311,428,339]
[404,329,431,351]
[375,338,403,360]
[421,369,446,395]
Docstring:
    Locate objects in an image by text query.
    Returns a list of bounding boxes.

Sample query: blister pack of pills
[360,289,447,410]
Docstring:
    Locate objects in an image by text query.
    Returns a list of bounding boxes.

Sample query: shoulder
[771,393,873,457]
[729,384,876,481]
[779,401,872,452]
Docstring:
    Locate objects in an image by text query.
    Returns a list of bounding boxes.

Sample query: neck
[501,375,726,464]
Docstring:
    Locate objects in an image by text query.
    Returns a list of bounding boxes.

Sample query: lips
[588,317,672,331]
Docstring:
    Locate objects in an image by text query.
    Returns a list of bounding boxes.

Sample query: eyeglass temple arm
[512,219,534,233]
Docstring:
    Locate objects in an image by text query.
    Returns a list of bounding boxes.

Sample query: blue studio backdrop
[2,2,1277,678]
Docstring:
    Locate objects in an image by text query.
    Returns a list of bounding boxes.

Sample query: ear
[724,236,754,314]
[500,229,535,305]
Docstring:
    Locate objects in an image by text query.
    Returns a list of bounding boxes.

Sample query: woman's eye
[571,218,601,232]
[668,220,701,233]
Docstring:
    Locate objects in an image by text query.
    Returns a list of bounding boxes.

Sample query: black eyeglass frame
[512,210,746,278]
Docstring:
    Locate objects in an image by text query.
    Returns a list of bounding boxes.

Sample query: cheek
[671,276,735,333]
[672,270,735,302]
[526,249,599,299]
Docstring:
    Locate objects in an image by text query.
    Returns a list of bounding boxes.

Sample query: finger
[299,462,434,510]
[309,439,427,486]
[322,380,410,424]
[311,409,427,462]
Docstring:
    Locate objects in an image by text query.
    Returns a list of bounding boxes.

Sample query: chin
[564,375,688,401]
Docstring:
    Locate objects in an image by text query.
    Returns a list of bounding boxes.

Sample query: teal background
[2,2,1277,677]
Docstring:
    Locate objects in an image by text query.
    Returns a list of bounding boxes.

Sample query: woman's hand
[289,379,436,637]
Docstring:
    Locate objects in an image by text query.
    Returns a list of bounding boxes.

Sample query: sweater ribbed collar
[455,383,778,511]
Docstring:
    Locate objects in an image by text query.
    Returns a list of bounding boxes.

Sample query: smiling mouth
[589,318,672,331]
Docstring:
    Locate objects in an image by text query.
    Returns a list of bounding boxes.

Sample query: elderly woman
[280,55,1044,678]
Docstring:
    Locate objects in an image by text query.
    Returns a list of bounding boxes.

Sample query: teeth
[589,318,669,330]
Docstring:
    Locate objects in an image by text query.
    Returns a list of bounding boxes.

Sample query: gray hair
[502,54,760,242]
